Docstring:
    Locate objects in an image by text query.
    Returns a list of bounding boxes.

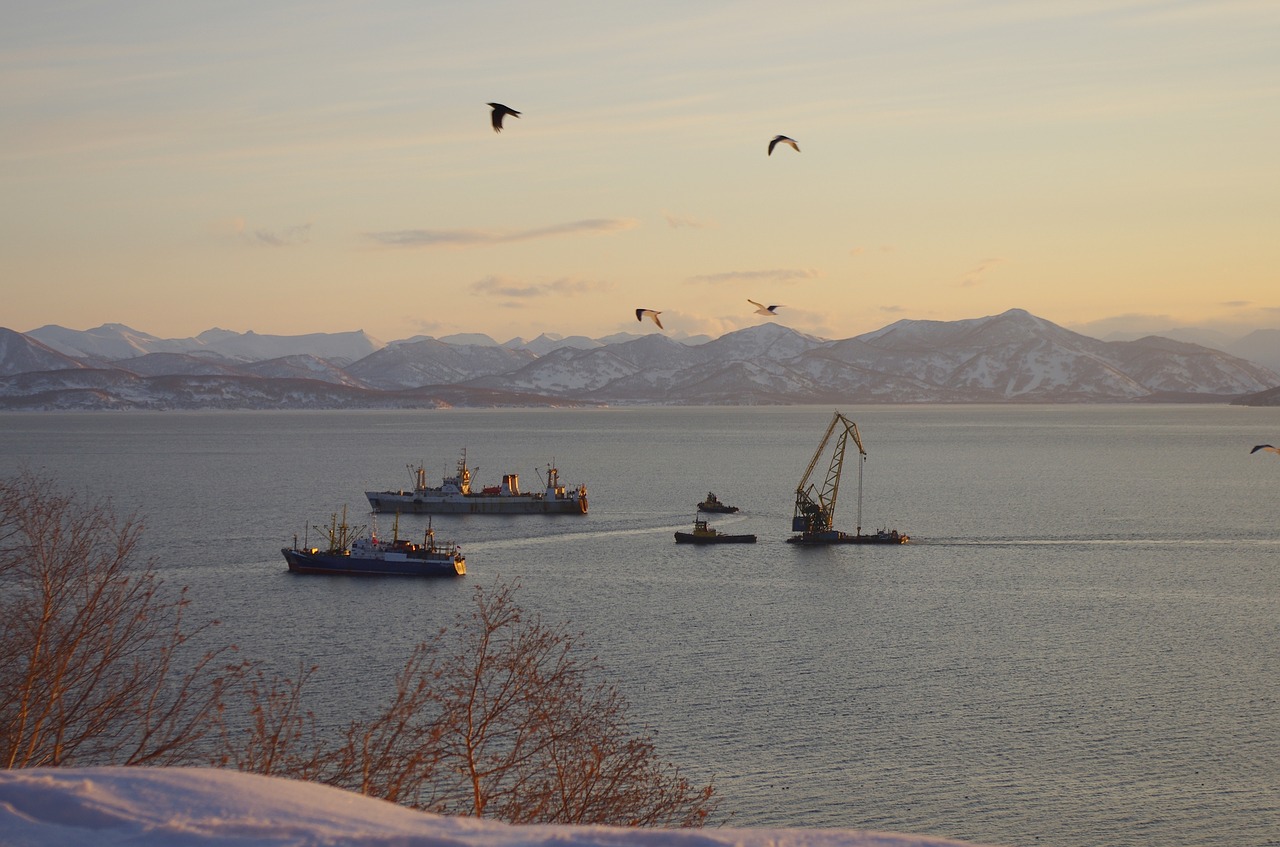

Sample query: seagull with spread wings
[635,308,664,329]
[748,299,782,317]
[768,135,800,156]
[487,103,520,133]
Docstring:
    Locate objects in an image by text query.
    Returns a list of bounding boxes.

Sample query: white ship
[365,451,588,515]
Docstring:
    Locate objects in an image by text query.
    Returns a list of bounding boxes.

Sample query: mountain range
[2,309,1277,410]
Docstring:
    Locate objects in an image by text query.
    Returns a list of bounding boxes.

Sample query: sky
[0,767,985,847]
[2,1,1278,345]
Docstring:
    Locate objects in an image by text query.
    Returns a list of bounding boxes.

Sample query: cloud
[686,268,822,285]
[470,275,614,301]
[848,247,865,256]
[252,223,312,247]
[958,257,1006,287]
[407,318,448,335]
[365,218,639,249]
[662,210,716,229]
[214,218,311,247]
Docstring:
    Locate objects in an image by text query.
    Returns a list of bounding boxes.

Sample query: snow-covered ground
[0,768,990,847]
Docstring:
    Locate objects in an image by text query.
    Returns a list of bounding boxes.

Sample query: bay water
[1,405,1277,846]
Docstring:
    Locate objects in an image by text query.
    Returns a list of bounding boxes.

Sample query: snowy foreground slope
[0,768,991,847]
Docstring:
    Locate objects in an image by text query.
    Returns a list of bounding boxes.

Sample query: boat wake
[463,514,755,551]
[918,536,1280,548]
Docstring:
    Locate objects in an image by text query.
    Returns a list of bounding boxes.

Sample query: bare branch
[0,472,245,769]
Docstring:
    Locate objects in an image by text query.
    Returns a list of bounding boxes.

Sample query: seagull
[768,135,800,156]
[748,299,782,316]
[636,308,664,329]
[1250,444,1279,455]
[487,103,520,133]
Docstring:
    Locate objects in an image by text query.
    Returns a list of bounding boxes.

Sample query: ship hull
[674,531,756,544]
[786,531,908,545]
[281,548,465,577]
[365,492,587,515]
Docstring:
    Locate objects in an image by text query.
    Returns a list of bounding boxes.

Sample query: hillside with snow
[0,768,987,847]
[3,310,1277,410]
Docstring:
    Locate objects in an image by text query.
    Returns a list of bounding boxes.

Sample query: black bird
[636,308,664,329]
[488,103,520,133]
[1250,444,1279,455]
[768,135,800,156]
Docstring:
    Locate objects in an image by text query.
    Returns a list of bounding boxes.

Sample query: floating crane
[787,411,908,545]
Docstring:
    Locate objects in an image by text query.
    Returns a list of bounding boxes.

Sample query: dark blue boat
[283,510,465,577]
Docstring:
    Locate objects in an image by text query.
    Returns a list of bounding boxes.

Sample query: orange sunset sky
[3,1,1277,344]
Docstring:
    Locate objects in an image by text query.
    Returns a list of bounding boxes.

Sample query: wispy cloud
[958,257,1006,287]
[470,275,614,301]
[218,217,311,247]
[365,218,638,249]
[686,268,822,285]
[252,223,312,247]
[662,210,716,230]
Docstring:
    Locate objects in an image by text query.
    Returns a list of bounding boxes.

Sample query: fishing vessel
[786,411,909,545]
[674,515,757,544]
[366,451,587,515]
[696,492,740,513]
[282,508,465,576]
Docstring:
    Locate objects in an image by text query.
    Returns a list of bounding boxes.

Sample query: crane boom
[792,411,866,536]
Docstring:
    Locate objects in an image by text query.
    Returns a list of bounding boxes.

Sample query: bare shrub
[420,581,718,826]
[0,470,715,826]
[226,582,717,827]
[0,472,244,768]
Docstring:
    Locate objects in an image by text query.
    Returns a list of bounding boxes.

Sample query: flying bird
[748,299,782,316]
[768,135,800,156]
[487,103,520,133]
[636,308,664,329]
[1250,444,1279,455]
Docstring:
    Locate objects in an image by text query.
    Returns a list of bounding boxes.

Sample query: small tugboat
[366,450,587,515]
[674,515,757,544]
[696,492,740,514]
[282,508,465,577]
[786,411,909,545]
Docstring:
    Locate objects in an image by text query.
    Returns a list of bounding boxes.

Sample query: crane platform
[788,411,909,545]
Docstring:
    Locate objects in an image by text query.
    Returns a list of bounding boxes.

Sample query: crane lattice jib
[793,412,866,533]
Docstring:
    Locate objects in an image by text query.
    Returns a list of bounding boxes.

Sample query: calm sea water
[1,405,1277,847]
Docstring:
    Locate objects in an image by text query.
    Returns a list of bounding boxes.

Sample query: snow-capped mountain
[26,324,382,364]
[1224,328,1280,374]
[3,310,1277,410]
[465,310,1277,404]
[505,333,604,356]
[25,322,187,359]
[188,328,382,364]
[0,328,88,377]
[238,354,372,388]
[438,332,502,347]
[1099,324,1280,375]
[344,338,536,390]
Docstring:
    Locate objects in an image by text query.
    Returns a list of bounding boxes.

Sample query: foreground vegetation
[0,472,716,826]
